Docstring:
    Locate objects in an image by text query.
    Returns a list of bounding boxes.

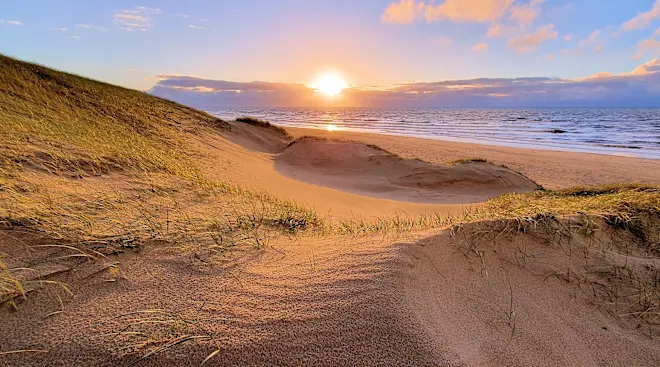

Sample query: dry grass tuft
[235,116,289,136]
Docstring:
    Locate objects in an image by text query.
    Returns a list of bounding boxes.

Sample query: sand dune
[276,137,541,204]
[3,117,660,366]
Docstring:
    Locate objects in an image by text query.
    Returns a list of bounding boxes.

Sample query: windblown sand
[2,124,660,366]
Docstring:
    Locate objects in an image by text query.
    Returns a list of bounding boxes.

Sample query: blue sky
[2,1,660,107]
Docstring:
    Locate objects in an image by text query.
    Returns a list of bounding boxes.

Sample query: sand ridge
[275,137,541,204]
[3,121,660,366]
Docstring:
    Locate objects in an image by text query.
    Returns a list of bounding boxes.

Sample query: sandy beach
[2,55,660,366]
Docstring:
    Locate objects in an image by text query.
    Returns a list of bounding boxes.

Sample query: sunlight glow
[310,73,349,96]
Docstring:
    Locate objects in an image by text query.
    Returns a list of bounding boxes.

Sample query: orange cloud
[426,0,514,23]
[507,24,557,52]
[508,0,544,26]
[472,42,489,51]
[621,0,660,31]
[381,0,425,24]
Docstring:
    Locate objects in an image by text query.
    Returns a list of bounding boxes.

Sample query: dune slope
[1,55,659,366]
[276,137,541,203]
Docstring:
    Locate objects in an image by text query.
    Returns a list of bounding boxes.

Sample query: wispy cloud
[50,27,68,32]
[507,24,557,53]
[170,13,190,18]
[563,34,572,42]
[0,19,22,25]
[633,27,660,59]
[76,24,108,31]
[432,36,453,46]
[620,0,660,31]
[69,36,81,40]
[508,0,544,26]
[113,6,161,32]
[189,24,207,29]
[472,42,489,52]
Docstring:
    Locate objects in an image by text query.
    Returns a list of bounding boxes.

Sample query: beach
[2,55,660,366]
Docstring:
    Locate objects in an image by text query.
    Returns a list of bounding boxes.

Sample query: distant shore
[206,107,660,159]
[284,126,660,190]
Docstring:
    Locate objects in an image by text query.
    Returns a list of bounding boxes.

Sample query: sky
[2,0,660,107]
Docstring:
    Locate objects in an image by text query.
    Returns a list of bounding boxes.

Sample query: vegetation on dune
[235,116,289,136]
[0,54,228,178]
[1,54,659,337]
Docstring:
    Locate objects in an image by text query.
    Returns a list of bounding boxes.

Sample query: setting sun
[309,72,349,96]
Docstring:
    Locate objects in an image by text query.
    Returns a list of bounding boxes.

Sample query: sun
[310,72,349,97]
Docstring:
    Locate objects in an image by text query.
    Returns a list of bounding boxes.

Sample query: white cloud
[472,42,489,51]
[189,24,207,29]
[0,19,22,25]
[127,68,137,72]
[76,24,108,31]
[51,27,68,32]
[113,6,161,31]
[170,13,190,18]
[69,36,81,40]
[621,0,660,31]
[507,23,557,52]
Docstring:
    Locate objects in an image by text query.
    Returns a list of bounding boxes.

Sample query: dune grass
[235,116,289,136]
[0,54,228,179]
[1,53,659,335]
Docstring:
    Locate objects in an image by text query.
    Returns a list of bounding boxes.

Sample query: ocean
[204,107,660,159]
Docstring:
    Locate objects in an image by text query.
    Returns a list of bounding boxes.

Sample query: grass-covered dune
[1,54,659,365]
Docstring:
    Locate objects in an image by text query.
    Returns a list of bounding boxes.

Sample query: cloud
[563,35,572,41]
[381,0,425,24]
[149,59,660,108]
[0,19,22,25]
[127,68,137,72]
[508,0,544,26]
[432,36,453,46]
[426,0,514,23]
[50,27,68,32]
[75,24,108,31]
[69,36,81,40]
[507,23,557,52]
[472,42,489,51]
[546,53,553,60]
[621,0,660,31]
[634,35,660,59]
[113,6,161,31]
[487,23,517,37]
[189,25,207,29]
[170,13,190,18]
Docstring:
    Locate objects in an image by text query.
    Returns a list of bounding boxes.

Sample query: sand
[285,127,660,189]
[2,123,660,366]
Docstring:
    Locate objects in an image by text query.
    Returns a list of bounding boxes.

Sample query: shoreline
[283,126,660,190]
[279,124,659,159]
